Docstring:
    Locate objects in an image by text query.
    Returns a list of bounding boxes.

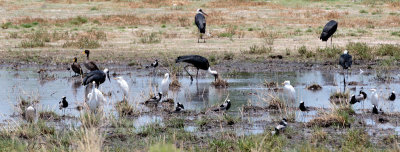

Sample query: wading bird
[388,91,396,101]
[82,68,110,88]
[174,102,185,112]
[339,50,352,91]
[114,76,129,101]
[146,59,159,68]
[25,105,36,123]
[59,96,68,116]
[71,57,83,76]
[299,101,309,112]
[82,50,99,71]
[283,80,296,103]
[372,105,379,114]
[145,92,163,104]
[320,20,338,47]
[161,73,170,97]
[350,90,367,104]
[271,118,287,135]
[195,9,208,43]
[87,81,106,112]
[213,99,231,111]
[175,55,218,82]
[370,89,379,114]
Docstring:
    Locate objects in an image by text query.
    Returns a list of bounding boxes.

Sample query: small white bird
[161,73,170,98]
[87,81,107,112]
[359,69,364,74]
[114,76,129,100]
[25,105,36,123]
[283,80,296,102]
[370,89,379,107]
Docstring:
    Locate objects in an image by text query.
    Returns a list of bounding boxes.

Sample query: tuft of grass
[166,117,184,128]
[359,10,368,14]
[267,95,285,110]
[1,22,12,29]
[80,112,102,128]
[90,7,98,11]
[342,128,371,151]
[329,91,349,104]
[243,45,272,54]
[140,32,161,44]
[311,127,327,143]
[69,16,88,25]
[391,31,400,37]
[317,47,341,58]
[115,101,137,117]
[137,123,165,137]
[212,78,229,88]
[307,104,353,128]
[149,143,180,152]
[346,42,372,60]
[63,37,100,49]
[195,116,209,129]
[39,110,60,121]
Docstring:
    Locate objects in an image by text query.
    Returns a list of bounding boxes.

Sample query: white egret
[114,76,129,100]
[87,81,106,112]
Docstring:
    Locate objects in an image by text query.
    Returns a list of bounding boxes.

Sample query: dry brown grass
[212,78,229,88]
[207,0,282,8]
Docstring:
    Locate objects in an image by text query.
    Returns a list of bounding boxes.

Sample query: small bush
[376,44,400,57]
[1,22,12,29]
[391,31,400,37]
[359,10,368,14]
[346,42,372,60]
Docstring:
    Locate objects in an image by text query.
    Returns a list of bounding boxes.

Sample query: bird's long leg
[184,65,193,81]
[196,68,199,81]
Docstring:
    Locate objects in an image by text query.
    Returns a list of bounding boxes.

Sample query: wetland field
[1,0,400,151]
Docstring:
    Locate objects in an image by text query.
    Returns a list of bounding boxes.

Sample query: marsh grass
[80,112,103,128]
[166,117,184,128]
[38,110,60,121]
[329,90,349,104]
[212,77,229,88]
[243,45,272,55]
[307,104,354,128]
[140,32,161,44]
[115,101,138,117]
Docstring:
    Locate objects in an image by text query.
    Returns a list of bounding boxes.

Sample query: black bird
[82,50,99,71]
[213,99,231,111]
[299,101,309,111]
[339,50,352,91]
[59,96,68,116]
[82,68,110,88]
[271,118,287,135]
[174,102,185,112]
[388,91,396,101]
[350,91,367,104]
[320,20,338,47]
[145,92,163,104]
[195,9,208,43]
[360,90,367,99]
[71,57,83,76]
[372,105,379,114]
[175,55,218,81]
[146,59,158,68]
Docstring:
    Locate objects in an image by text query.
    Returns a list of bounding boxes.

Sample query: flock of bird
[23,9,395,135]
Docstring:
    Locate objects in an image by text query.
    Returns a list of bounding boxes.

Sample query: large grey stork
[175,55,218,82]
[339,50,352,91]
[195,9,208,43]
[320,20,338,47]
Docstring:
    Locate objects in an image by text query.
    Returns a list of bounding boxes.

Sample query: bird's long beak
[107,72,111,82]
[203,12,208,16]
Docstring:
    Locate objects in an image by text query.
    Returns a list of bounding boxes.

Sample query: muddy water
[1,68,400,132]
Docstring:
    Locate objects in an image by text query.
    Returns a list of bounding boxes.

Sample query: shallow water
[1,67,400,133]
